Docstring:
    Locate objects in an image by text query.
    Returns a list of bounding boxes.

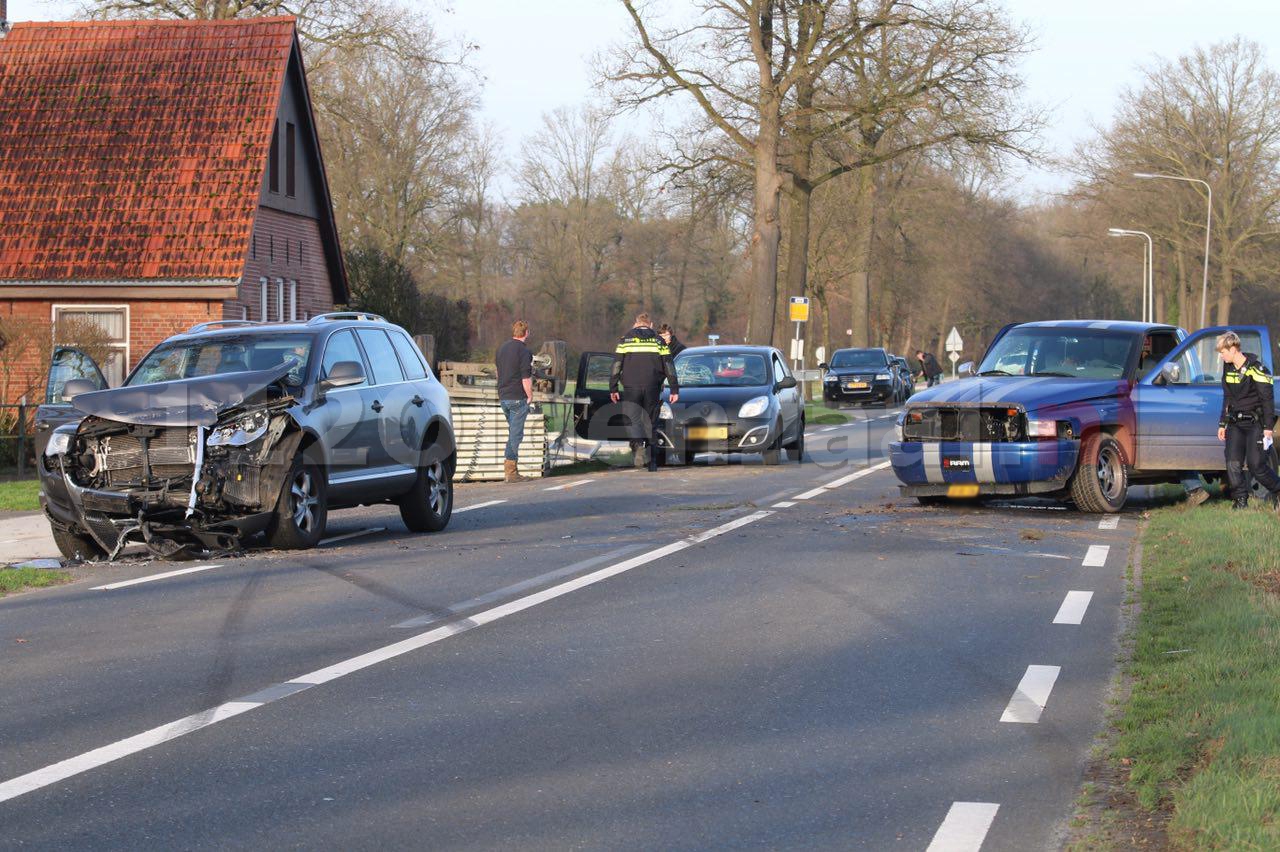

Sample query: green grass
[1111,502,1280,848]
[0,566,67,596]
[0,479,40,512]
[804,401,858,425]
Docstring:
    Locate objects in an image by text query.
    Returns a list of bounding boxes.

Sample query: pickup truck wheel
[266,452,328,549]
[52,526,107,562]
[399,453,454,533]
[1069,432,1128,513]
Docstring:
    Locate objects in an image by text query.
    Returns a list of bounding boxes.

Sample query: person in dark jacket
[610,313,680,470]
[657,324,687,357]
[495,320,534,482]
[915,350,944,387]
[1216,330,1280,510]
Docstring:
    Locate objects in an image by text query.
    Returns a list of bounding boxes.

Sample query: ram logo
[942,457,972,471]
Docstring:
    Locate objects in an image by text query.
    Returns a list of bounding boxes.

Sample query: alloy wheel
[1096,444,1124,502]
[426,460,449,515]
[291,469,319,532]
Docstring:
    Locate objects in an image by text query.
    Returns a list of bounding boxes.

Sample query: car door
[35,346,110,456]
[314,329,380,487]
[574,352,629,440]
[772,353,801,439]
[354,327,414,474]
[1133,326,1269,471]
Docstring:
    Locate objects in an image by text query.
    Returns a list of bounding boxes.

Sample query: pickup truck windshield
[830,350,886,369]
[978,328,1136,380]
[128,335,313,387]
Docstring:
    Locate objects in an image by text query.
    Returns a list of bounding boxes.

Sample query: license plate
[844,381,869,389]
[687,426,728,440]
[947,483,980,498]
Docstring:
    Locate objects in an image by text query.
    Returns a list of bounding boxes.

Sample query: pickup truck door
[1133,326,1270,471]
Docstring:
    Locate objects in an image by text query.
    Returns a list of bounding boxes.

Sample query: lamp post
[1134,172,1212,328]
[1108,228,1154,322]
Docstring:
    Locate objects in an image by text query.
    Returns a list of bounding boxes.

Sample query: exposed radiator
[100,428,196,483]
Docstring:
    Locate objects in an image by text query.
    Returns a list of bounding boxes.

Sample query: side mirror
[776,375,798,391]
[1156,362,1181,385]
[958,361,975,377]
[62,378,99,400]
[319,360,365,391]
[818,362,829,371]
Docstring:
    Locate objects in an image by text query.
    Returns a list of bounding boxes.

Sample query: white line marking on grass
[1053,591,1093,625]
[1000,665,1061,723]
[319,527,385,546]
[1097,515,1120,530]
[453,499,507,514]
[91,564,223,591]
[543,478,595,491]
[0,509,778,804]
[1083,544,1110,567]
[927,802,1000,852]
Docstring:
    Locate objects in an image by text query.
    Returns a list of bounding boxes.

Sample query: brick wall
[227,206,336,322]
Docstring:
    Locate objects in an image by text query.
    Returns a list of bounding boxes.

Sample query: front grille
[100,428,196,484]
[904,407,1024,442]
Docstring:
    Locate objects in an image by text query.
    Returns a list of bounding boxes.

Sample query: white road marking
[1083,544,1110,567]
[543,478,595,492]
[319,527,385,546]
[793,460,892,499]
[453,499,508,514]
[820,425,840,433]
[772,501,797,509]
[1053,591,1093,625]
[1000,664,1061,724]
[793,485,828,500]
[91,564,223,591]
[0,509,777,804]
[1097,515,1119,530]
[927,802,1000,852]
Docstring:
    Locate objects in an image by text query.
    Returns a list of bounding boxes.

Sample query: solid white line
[543,478,596,492]
[927,802,1000,852]
[1083,544,1110,567]
[453,499,507,514]
[792,459,893,499]
[820,425,840,433]
[0,507,778,804]
[1000,664,1061,724]
[1053,591,1093,625]
[91,564,223,591]
[772,501,797,509]
[1097,515,1120,530]
[319,527,385,546]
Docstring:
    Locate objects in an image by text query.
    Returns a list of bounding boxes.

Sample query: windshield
[978,328,1136,380]
[830,350,886,369]
[675,353,770,387]
[128,334,313,387]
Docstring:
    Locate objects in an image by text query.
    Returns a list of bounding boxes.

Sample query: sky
[10,0,1280,202]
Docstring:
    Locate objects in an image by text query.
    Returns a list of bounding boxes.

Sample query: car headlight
[659,402,674,420]
[876,373,892,380]
[207,410,271,447]
[44,427,75,457]
[824,375,837,383]
[895,415,905,442]
[738,396,769,419]
[1025,418,1062,439]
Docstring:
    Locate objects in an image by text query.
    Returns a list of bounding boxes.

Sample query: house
[0,15,346,398]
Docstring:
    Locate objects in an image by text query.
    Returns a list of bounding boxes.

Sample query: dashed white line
[91,564,223,591]
[1097,515,1119,530]
[319,527,386,546]
[927,802,1000,852]
[820,425,841,433]
[453,499,508,514]
[793,485,828,500]
[1000,664,1061,724]
[1082,544,1110,567]
[1053,591,1094,625]
[543,478,596,492]
[772,501,797,509]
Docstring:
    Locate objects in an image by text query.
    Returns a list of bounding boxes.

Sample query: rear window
[390,331,429,380]
[356,329,405,384]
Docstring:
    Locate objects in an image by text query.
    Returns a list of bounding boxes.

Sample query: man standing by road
[1216,331,1280,510]
[496,320,534,483]
[610,313,680,471]
[915,350,943,388]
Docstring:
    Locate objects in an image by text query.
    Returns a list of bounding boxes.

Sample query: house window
[269,119,280,194]
[288,280,297,321]
[285,122,296,198]
[259,277,269,320]
[276,278,285,322]
[52,305,129,387]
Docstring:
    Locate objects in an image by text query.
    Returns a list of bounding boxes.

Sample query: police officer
[1216,330,1280,510]
[609,313,680,471]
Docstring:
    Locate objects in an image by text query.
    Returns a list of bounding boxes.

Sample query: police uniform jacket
[1219,353,1276,428]
[609,327,680,393]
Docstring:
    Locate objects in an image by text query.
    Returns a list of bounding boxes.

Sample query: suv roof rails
[185,319,261,334]
[307,311,388,325]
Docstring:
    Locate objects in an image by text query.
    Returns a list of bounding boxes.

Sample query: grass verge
[1105,501,1280,848]
[0,566,68,596]
[0,479,40,512]
[804,402,857,425]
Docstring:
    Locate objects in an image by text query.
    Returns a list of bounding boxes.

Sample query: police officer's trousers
[1225,418,1280,500]
[621,385,662,452]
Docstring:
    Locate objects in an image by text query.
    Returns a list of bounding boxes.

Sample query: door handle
[371,400,384,413]
[37,421,51,432]
[411,395,424,407]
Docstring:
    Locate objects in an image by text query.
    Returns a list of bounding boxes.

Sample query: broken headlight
[207,410,270,447]
[44,425,77,457]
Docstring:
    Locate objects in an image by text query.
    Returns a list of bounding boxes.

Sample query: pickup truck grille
[100,428,196,484]
[904,407,1024,442]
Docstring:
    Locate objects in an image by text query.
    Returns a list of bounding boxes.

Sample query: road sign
[790,338,805,360]
[945,326,963,352]
[814,346,825,365]
[948,351,960,363]
[789,296,810,323]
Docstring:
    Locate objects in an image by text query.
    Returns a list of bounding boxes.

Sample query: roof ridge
[10,16,296,30]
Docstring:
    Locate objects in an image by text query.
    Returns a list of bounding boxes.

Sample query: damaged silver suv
[36,313,456,561]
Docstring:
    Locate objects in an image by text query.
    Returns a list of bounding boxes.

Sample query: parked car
[820,347,898,407]
[37,314,456,560]
[573,346,804,464]
[888,320,1270,512]
[890,355,915,403]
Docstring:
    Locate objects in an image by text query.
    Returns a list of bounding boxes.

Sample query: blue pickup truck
[889,321,1273,512]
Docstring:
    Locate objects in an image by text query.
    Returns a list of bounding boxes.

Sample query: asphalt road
[0,409,1137,851]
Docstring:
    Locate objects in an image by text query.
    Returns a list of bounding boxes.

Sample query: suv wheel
[52,526,107,562]
[1069,432,1128,513]
[400,452,453,532]
[267,451,328,549]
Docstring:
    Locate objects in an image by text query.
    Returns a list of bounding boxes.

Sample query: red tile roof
[0,17,295,281]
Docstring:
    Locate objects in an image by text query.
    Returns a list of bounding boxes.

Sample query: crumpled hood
[71,364,294,427]
[907,376,1129,411]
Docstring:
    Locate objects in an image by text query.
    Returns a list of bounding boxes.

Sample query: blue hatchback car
[889,321,1273,512]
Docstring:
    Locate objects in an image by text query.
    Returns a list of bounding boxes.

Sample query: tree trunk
[746,107,783,345]
[1217,261,1232,326]
[1173,243,1187,328]
[781,180,812,343]
[848,166,876,347]
[934,293,952,361]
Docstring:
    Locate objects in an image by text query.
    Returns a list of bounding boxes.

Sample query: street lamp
[1134,172,1212,328]
[1108,228,1154,322]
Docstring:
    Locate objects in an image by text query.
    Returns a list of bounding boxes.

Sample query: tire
[1068,432,1128,513]
[266,451,328,549]
[916,495,948,506]
[399,452,454,533]
[680,450,696,466]
[787,419,805,463]
[762,421,784,465]
[52,526,107,562]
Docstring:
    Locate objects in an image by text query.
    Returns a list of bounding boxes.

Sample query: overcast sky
[10,0,1280,201]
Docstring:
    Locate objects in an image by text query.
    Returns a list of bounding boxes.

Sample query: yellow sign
[789,296,810,322]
